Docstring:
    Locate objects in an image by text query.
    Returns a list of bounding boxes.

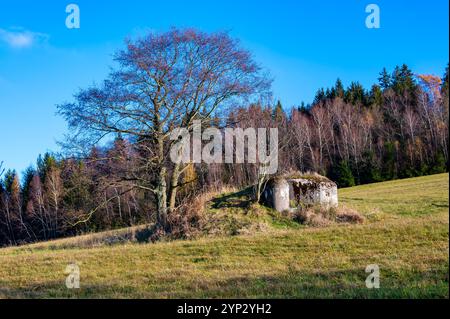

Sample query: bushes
[328,161,355,188]
[295,205,364,227]
[430,152,448,174]
[359,151,383,184]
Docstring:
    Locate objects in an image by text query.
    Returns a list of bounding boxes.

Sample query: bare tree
[311,104,329,173]
[289,110,307,171]
[44,166,63,237]
[58,28,270,232]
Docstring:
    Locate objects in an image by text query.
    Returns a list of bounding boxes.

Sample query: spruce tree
[378,67,391,90]
[369,84,383,108]
[334,78,345,98]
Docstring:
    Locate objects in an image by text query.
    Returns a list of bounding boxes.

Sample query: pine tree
[442,63,449,93]
[345,82,367,106]
[272,100,284,121]
[369,84,383,108]
[313,88,326,105]
[391,64,418,103]
[297,102,309,114]
[328,161,355,187]
[382,142,398,180]
[37,153,57,182]
[441,63,449,114]
[21,166,36,212]
[378,67,391,90]
[360,151,382,184]
[334,78,345,98]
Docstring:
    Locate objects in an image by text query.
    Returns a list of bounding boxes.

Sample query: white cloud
[0,28,49,49]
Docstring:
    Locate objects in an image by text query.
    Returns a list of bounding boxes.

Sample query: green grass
[0,173,448,298]
[340,173,449,217]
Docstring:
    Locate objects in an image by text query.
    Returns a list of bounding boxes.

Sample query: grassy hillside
[0,174,448,298]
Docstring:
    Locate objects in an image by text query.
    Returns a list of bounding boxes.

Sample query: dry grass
[295,204,365,227]
[17,224,150,250]
[277,170,332,183]
[200,186,299,236]
[335,206,365,224]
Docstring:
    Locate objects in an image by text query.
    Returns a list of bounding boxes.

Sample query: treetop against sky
[0,0,448,173]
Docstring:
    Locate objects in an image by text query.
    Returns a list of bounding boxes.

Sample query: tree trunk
[156,166,169,232]
[155,125,169,232]
[169,163,181,212]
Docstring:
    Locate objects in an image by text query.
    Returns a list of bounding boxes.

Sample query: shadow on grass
[432,203,449,208]
[2,267,447,299]
[210,187,254,209]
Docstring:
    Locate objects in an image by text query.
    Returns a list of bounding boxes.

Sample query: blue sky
[0,0,448,175]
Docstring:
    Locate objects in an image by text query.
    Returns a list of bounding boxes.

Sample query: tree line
[0,29,448,245]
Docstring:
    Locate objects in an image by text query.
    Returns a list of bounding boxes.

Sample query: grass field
[0,173,448,298]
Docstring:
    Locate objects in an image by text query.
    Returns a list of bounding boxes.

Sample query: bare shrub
[335,206,365,224]
[168,186,239,239]
[308,213,333,227]
[294,204,364,227]
[294,208,313,224]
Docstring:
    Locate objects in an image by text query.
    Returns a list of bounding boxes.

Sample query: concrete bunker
[261,173,338,212]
